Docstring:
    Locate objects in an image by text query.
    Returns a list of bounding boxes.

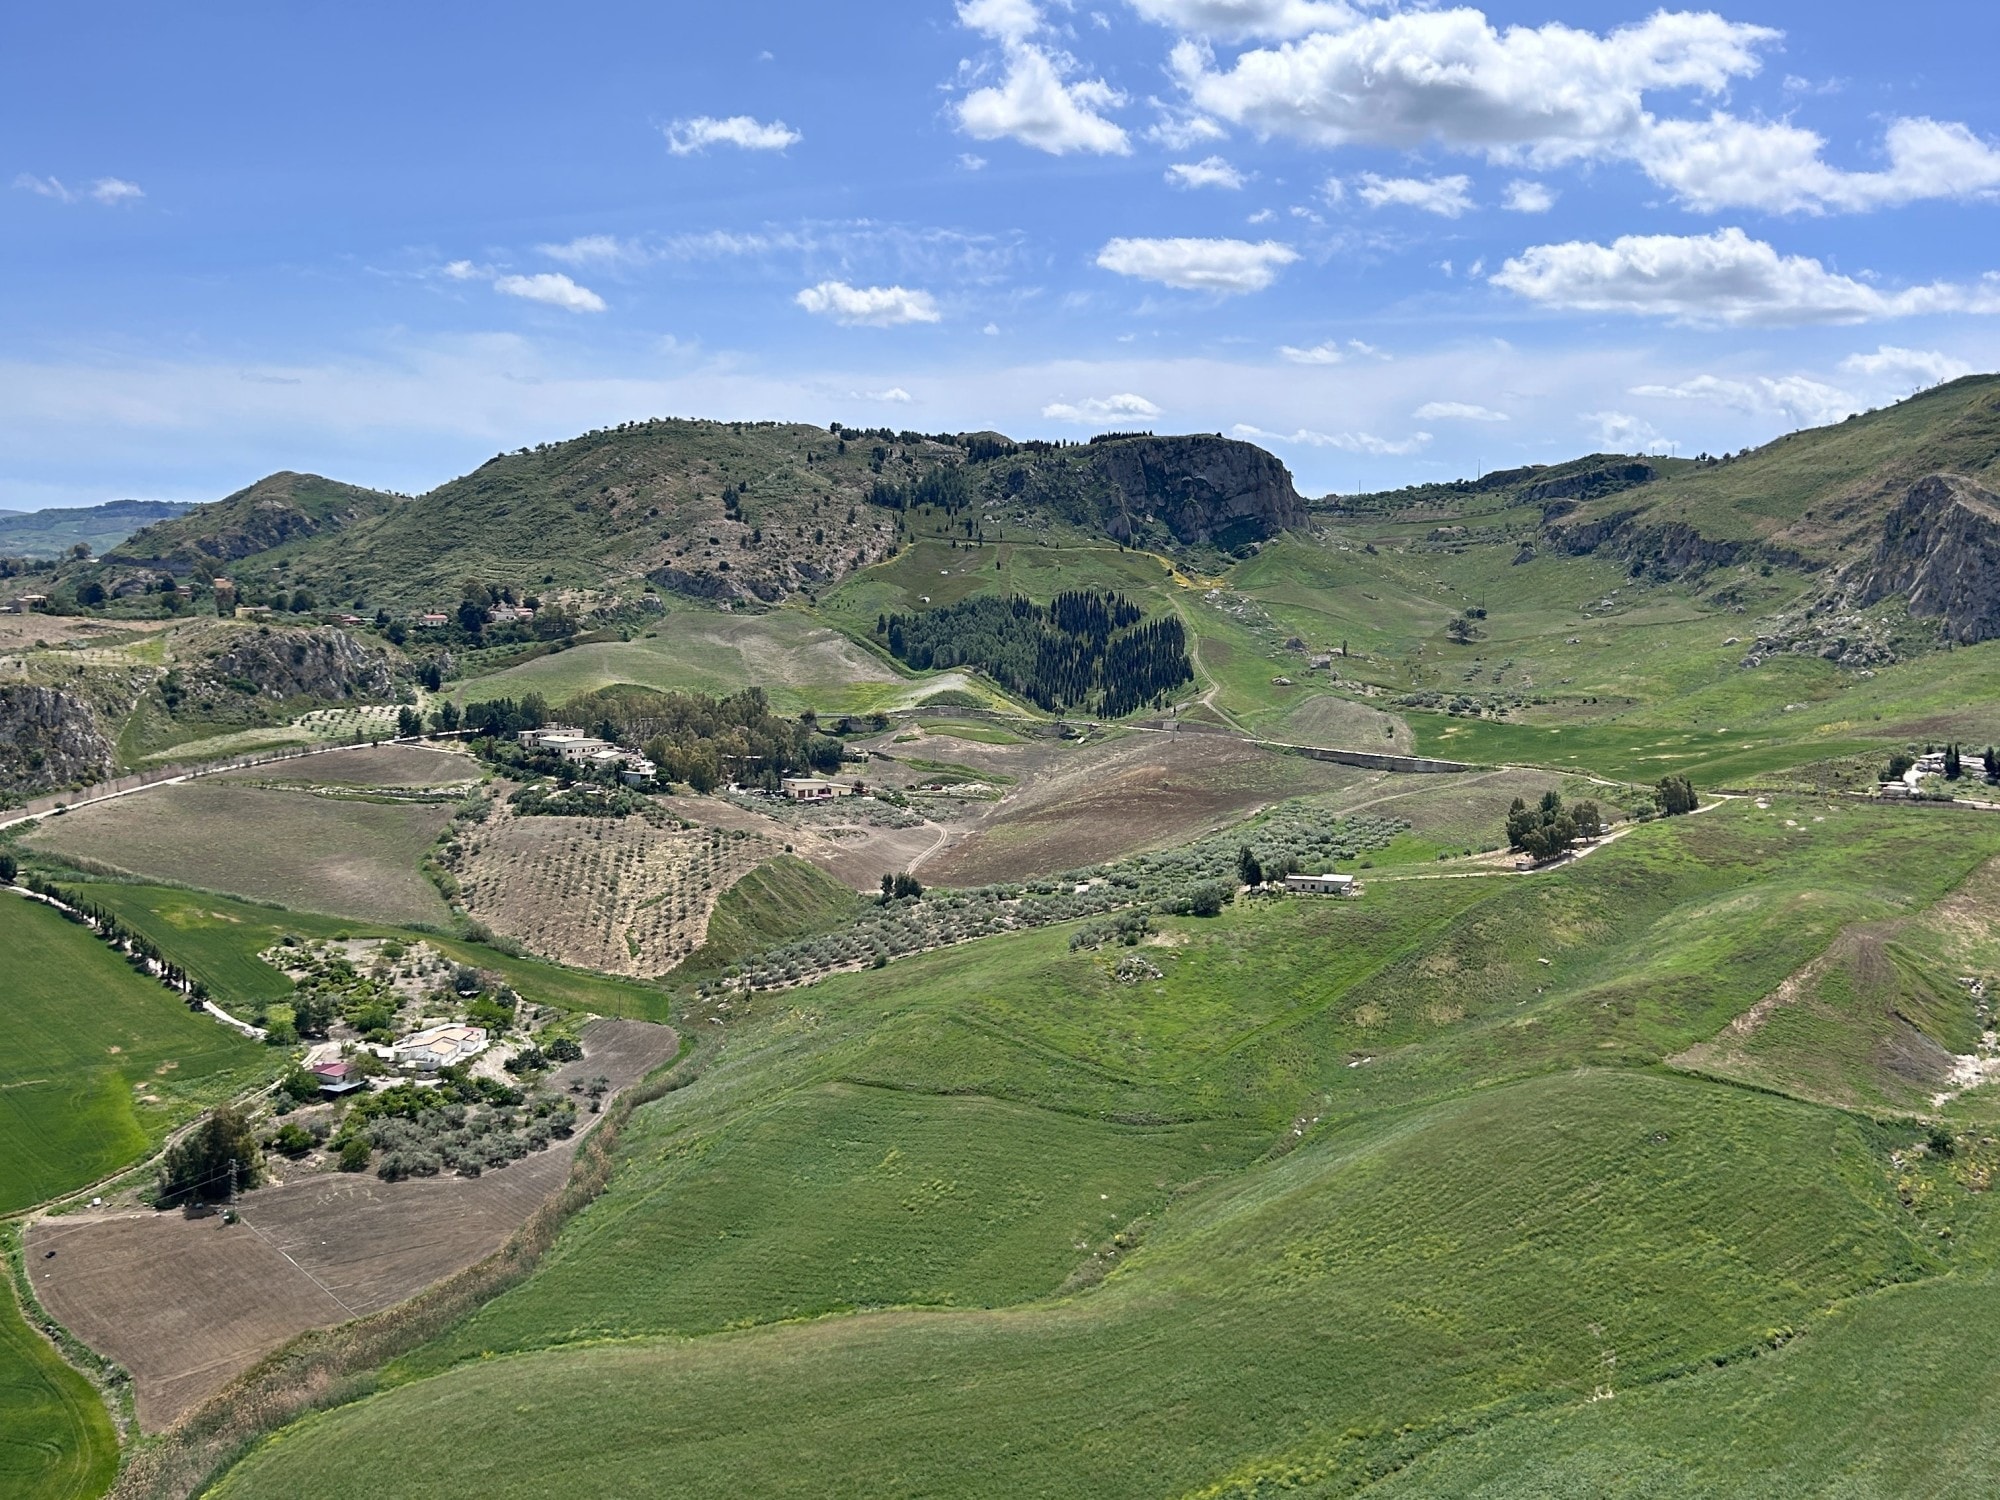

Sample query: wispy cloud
[15,173,144,206]
[665,115,803,156]
[1414,400,1509,422]
[1044,392,1163,423]
[1233,422,1431,455]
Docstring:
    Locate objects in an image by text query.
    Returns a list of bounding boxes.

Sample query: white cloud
[1044,392,1164,423]
[1166,155,1246,189]
[1503,179,1556,213]
[1145,113,1229,150]
[1233,422,1430,455]
[1491,227,2000,327]
[1127,0,1364,42]
[441,260,483,281]
[1838,345,1974,388]
[1096,236,1297,294]
[492,273,607,313]
[1355,172,1474,217]
[1583,410,1672,453]
[859,386,915,403]
[957,43,1131,155]
[1635,113,2000,215]
[1629,374,1853,428]
[1415,401,1508,421]
[537,235,648,268]
[664,115,803,156]
[958,152,989,171]
[15,173,144,205]
[1279,341,1343,364]
[1177,10,1776,161]
[959,0,1043,44]
[795,280,942,327]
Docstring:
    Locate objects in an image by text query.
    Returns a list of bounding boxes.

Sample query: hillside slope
[110,472,399,571]
[0,499,193,559]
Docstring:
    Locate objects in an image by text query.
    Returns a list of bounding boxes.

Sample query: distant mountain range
[0,499,195,559]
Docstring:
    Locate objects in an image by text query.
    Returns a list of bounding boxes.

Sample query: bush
[156,1106,263,1205]
[1185,879,1234,918]
[268,1123,315,1158]
[279,1067,322,1103]
[338,1136,373,1172]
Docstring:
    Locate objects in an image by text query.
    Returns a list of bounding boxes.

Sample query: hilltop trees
[877,589,1193,718]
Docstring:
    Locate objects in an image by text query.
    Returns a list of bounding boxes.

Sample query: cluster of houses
[307,1023,491,1095]
[1881,749,1953,800]
[411,603,535,628]
[515,724,656,785]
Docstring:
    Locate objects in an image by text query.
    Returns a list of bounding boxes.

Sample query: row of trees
[877,590,1192,718]
[1506,791,1607,863]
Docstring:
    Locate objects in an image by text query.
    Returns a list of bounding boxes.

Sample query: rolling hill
[0,499,195,560]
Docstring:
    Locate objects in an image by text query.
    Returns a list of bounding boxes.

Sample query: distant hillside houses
[516,724,657,784]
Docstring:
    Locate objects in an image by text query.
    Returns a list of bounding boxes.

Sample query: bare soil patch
[923,731,1365,886]
[1275,693,1414,753]
[25,1017,674,1430]
[0,615,161,652]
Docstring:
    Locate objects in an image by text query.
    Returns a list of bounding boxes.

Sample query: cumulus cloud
[959,0,1042,44]
[1414,400,1508,421]
[1491,228,2000,327]
[665,115,803,155]
[1233,422,1430,455]
[795,280,942,326]
[1128,0,1365,42]
[1503,179,1556,213]
[958,42,1131,155]
[1838,345,1974,388]
[493,273,607,313]
[1177,10,1775,161]
[1167,155,1247,189]
[1354,172,1474,217]
[1146,113,1229,150]
[1044,392,1164,423]
[1629,374,1853,428]
[1583,410,1673,453]
[1635,113,2000,215]
[1096,236,1297,293]
[441,260,484,281]
[15,173,145,205]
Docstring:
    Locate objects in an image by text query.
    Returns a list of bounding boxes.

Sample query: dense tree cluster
[156,1105,262,1205]
[866,464,972,515]
[1654,775,1697,816]
[1506,791,1604,863]
[877,589,1192,718]
[566,685,844,793]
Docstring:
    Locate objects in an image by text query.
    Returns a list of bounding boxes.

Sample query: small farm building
[394,1024,488,1071]
[1285,872,1356,896]
[310,1059,366,1096]
[782,777,852,802]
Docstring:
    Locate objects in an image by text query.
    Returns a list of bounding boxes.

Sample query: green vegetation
[0,893,269,1214]
[878,589,1192,717]
[0,1250,118,1500]
[673,856,863,987]
[154,1104,262,1205]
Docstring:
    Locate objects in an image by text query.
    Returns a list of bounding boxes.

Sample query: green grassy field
[670,855,862,989]
[0,893,272,1215]
[193,796,2000,1497]
[0,1255,118,1500]
[63,883,674,1022]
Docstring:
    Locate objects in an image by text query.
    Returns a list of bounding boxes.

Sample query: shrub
[156,1106,263,1205]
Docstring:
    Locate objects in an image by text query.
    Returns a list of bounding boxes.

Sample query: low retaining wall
[1260,741,1475,774]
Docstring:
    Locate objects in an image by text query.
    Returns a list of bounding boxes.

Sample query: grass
[215,1070,1933,1500]
[0,892,271,1214]
[24,782,457,927]
[61,883,675,1023]
[0,1248,118,1500]
[671,855,863,988]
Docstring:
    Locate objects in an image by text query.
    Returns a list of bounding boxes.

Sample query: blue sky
[6,0,2000,508]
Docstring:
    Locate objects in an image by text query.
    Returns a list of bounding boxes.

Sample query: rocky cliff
[186,625,402,705]
[0,685,115,797]
[992,435,1306,550]
[1859,473,2000,643]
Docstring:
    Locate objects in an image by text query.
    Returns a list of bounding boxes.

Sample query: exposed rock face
[1520,461,1655,507]
[1543,510,1809,580]
[188,626,401,705]
[1860,473,2000,643]
[997,435,1306,549]
[0,685,114,796]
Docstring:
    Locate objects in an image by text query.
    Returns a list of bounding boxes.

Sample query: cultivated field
[919,729,1367,886]
[203,797,2000,1498]
[454,802,777,976]
[218,741,479,789]
[0,1266,116,1500]
[0,893,270,1215]
[25,1018,675,1430]
[25,781,457,926]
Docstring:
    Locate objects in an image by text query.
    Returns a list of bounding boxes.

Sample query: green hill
[108,471,399,572]
[0,499,193,559]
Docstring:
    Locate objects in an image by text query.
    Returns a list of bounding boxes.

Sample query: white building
[394,1023,488,1071]
[1285,872,1356,896]
[782,777,852,802]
